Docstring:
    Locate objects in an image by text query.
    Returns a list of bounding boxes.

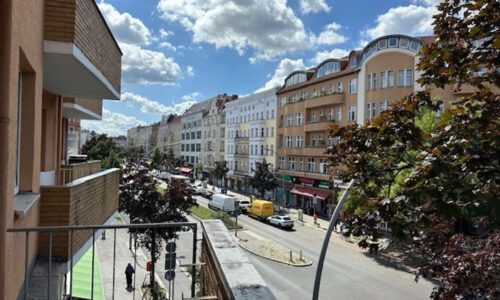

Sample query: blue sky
[82,0,440,136]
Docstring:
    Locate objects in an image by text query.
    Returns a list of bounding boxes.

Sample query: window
[380,100,389,112]
[388,37,398,47]
[288,157,295,170]
[296,113,303,125]
[279,156,285,169]
[312,88,318,97]
[349,57,357,68]
[380,71,386,88]
[270,145,274,155]
[338,81,343,93]
[285,72,307,87]
[378,39,387,49]
[348,106,356,121]
[261,128,265,137]
[316,61,340,77]
[397,69,413,86]
[181,133,185,140]
[191,132,195,139]
[271,109,275,118]
[368,73,377,90]
[281,97,286,107]
[328,109,334,121]
[311,112,316,123]
[286,136,292,148]
[387,70,394,87]
[349,79,357,94]
[308,157,315,172]
[261,145,264,155]
[337,107,342,122]
[367,103,377,120]
[286,114,293,126]
[271,127,274,137]
[295,136,303,148]
[298,158,303,171]
[181,144,185,151]
[399,38,409,48]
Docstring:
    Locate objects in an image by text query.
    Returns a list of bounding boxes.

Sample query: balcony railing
[8,222,198,300]
[58,160,101,185]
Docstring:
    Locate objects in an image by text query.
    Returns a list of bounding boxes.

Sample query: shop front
[277,175,333,216]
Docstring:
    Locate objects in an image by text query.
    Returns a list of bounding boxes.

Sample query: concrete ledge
[201,220,276,300]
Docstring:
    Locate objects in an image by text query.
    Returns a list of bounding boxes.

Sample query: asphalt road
[195,195,436,300]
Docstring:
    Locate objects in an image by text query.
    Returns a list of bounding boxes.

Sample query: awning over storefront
[291,187,331,200]
[180,167,192,173]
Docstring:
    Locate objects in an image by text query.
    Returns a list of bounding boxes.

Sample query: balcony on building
[234,136,249,143]
[38,166,120,262]
[43,0,122,100]
[305,91,345,109]
[63,97,103,120]
[304,116,335,132]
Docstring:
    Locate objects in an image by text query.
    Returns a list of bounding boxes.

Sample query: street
[195,195,436,300]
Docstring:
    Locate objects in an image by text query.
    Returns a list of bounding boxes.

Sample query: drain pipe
[312,179,355,300]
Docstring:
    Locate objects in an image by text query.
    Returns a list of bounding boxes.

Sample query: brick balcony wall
[38,168,119,261]
[44,0,122,93]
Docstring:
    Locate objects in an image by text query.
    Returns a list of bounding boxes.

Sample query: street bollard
[290,250,292,262]
[300,250,302,261]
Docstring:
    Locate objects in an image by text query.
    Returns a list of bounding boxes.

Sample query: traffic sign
[165,252,176,270]
[166,241,176,253]
[164,270,175,281]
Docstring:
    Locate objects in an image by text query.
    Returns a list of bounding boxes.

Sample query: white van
[208,194,237,213]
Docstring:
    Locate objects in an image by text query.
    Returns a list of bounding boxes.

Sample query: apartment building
[158,114,181,158]
[276,34,456,216]
[202,94,237,179]
[180,100,211,173]
[225,88,278,194]
[0,0,121,298]
[127,125,152,153]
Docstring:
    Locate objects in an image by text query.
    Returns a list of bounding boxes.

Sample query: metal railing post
[48,232,53,299]
[70,230,74,298]
[91,229,95,299]
[191,224,197,298]
[24,232,29,300]
[112,228,116,300]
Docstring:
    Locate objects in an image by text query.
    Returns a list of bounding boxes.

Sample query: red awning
[180,167,192,173]
[291,187,331,200]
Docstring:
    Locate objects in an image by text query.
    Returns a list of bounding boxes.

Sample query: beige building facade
[276,34,456,216]
[0,0,121,298]
[158,114,182,158]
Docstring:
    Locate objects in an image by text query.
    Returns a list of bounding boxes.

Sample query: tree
[211,161,229,187]
[150,147,163,170]
[327,1,500,298]
[193,162,203,179]
[119,162,197,260]
[248,159,277,198]
[82,133,122,169]
[124,146,145,164]
[162,148,182,171]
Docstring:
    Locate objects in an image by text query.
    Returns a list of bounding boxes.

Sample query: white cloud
[159,41,177,52]
[311,48,349,64]
[159,29,174,39]
[181,92,202,102]
[299,0,331,14]
[313,22,347,45]
[81,109,146,137]
[121,92,197,115]
[362,4,437,41]
[121,43,181,85]
[186,65,195,76]
[157,0,313,61]
[97,1,152,46]
[256,58,305,92]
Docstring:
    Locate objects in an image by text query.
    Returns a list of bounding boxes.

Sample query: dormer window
[316,61,340,78]
[284,72,306,87]
[349,57,357,68]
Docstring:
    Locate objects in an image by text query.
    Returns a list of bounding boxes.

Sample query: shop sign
[300,177,315,186]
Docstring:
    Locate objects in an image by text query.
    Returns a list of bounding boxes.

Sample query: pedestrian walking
[125,263,135,289]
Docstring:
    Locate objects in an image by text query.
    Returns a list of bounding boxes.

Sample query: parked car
[199,189,213,199]
[247,200,274,221]
[238,200,251,213]
[266,215,294,229]
[208,194,237,213]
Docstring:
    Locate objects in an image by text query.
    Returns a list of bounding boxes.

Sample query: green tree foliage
[82,132,122,169]
[210,161,229,187]
[248,159,277,198]
[150,147,163,170]
[162,148,182,170]
[119,162,197,260]
[328,1,499,298]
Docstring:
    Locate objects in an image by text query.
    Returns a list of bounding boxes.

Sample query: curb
[238,242,313,267]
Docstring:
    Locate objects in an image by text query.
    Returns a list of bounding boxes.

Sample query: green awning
[71,246,105,300]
